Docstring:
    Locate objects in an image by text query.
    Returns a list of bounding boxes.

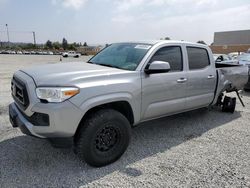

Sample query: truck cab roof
[114,40,207,47]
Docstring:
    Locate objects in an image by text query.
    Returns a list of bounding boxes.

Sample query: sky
[0,0,250,45]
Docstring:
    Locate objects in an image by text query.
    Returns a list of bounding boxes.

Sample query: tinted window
[187,47,210,70]
[149,46,183,71]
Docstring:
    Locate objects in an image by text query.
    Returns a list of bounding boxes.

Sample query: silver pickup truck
[9,40,249,167]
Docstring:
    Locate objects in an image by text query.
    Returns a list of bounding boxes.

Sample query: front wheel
[75,109,131,167]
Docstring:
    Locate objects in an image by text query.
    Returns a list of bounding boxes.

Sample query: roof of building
[213,30,250,45]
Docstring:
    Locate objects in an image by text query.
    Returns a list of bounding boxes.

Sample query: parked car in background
[62,51,81,58]
[54,51,62,55]
[16,51,23,55]
[238,53,250,65]
[228,52,243,60]
[47,51,54,55]
[237,53,250,91]
[6,50,16,54]
[23,51,31,55]
[213,54,238,63]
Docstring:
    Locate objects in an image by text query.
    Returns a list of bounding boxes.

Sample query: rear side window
[187,47,210,70]
[149,46,183,72]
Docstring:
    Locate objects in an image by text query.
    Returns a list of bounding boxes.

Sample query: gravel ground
[0,55,250,188]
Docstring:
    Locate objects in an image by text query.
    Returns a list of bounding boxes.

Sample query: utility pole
[32,31,36,46]
[5,24,10,46]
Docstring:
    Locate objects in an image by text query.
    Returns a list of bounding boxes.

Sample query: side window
[149,46,183,72]
[187,47,210,70]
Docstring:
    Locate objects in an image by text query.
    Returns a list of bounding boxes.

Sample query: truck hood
[21,62,129,86]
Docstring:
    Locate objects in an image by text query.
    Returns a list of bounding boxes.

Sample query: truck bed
[212,64,249,105]
[216,63,249,91]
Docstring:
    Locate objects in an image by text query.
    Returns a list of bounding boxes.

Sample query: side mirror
[145,61,171,74]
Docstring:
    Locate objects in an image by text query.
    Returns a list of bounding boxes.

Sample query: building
[210,30,250,54]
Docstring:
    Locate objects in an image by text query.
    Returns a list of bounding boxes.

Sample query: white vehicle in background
[213,53,238,64]
[22,51,30,55]
[16,51,23,55]
[237,53,250,65]
[237,53,250,91]
[6,50,16,54]
[228,52,244,60]
[48,51,54,55]
[62,51,81,58]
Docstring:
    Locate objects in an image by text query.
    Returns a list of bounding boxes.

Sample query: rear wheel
[222,96,236,113]
[244,88,250,92]
[75,109,131,167]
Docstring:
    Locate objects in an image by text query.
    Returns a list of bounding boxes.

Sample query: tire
[244,88,250,92]
[222,96,236,113]
[75,109,131,167]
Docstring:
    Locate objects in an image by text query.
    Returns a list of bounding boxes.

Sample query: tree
[68,44,76,51]
[62,38,68,50]
[22,43,35,50]
[45,40,53,49]
[197,40,207,45]
[53,42,61,50]
[83,42,88,47]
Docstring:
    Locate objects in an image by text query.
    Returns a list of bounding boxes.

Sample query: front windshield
[88,43,152,71]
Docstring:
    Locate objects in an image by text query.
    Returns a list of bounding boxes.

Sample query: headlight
[36,87,79,103]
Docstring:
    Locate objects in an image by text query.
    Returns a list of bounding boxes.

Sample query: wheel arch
[74,100,135,141]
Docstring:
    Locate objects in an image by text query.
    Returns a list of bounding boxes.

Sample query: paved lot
[0,55,250,187]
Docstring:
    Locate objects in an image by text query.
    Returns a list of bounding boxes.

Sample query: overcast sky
[0,0,250,45]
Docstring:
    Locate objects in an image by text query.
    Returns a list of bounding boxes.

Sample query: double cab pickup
[9,40,249,166]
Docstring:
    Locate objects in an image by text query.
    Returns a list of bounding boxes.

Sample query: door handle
[207,75,215,79]
[177,78,187,83]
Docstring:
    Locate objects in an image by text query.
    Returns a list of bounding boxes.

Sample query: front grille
[11,76,29,110]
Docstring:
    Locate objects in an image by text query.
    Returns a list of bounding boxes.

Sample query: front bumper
[9,103,44,138]
[9,101,83,138]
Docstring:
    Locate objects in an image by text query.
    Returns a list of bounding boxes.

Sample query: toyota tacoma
[9,40,249,167]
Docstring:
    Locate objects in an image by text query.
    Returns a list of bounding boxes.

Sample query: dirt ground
[0,55,250,187]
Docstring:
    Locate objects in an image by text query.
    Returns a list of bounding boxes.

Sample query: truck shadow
[0,108,241,187]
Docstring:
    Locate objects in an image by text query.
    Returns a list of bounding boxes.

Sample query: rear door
[141,45,188,120]
[185,46,217,109]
